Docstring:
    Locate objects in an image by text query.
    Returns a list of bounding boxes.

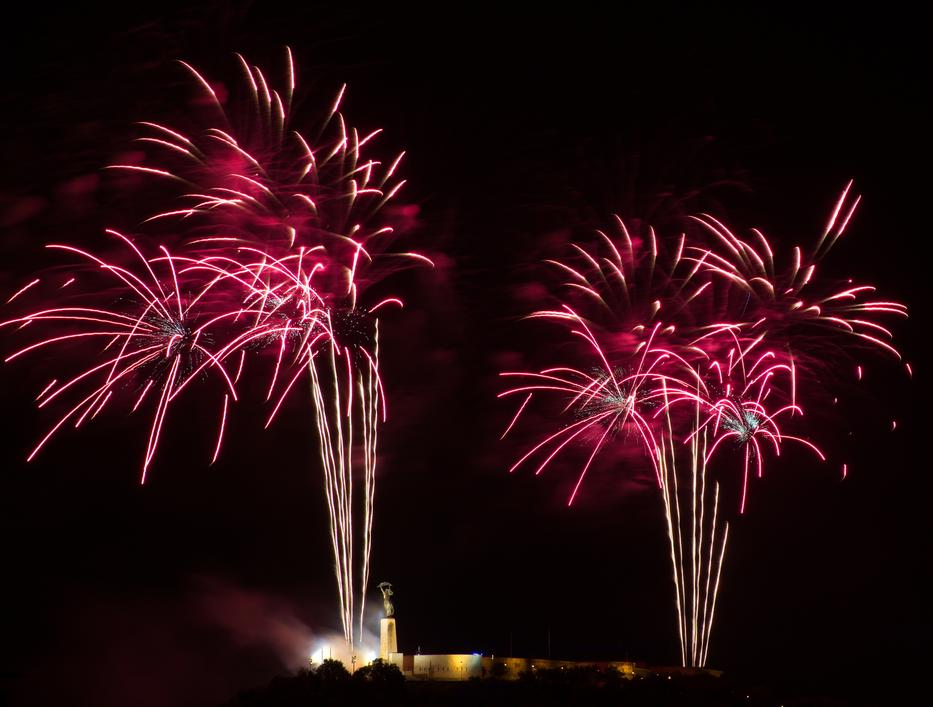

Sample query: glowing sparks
[656,412,728,668]
[2,48,429,653]
[501,186,906,666]
[2,235,236,479]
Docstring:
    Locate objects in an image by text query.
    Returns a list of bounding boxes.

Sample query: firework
[307,312,382,649]
[119,50,430,651]
[500,216,717,502]
[3,49,430,654]
[502,189,905,666]
[686,182,907,371]
[681,331,825,514]
[655,401,728,669]
[500,216,738,666]
[1,231,237,480]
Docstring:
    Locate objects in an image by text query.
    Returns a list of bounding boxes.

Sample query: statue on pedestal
[377,582,395,618]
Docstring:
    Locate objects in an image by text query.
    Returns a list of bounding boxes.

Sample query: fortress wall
[412,654,488,679]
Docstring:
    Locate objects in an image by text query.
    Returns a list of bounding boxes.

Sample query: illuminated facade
[317,605,720,681]
[376,617,639,681]
[406,654,637,680]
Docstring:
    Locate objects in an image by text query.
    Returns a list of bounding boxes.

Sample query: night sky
[1,3,929,706]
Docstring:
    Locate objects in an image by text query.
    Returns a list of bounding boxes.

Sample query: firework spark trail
[3,49,430,655]
[685,183,907,369]
[191,249,381,650]
[500,218,715,499]
[307,320,381,648]
[358,320,380,644]
[502,194,905,666]
[114,56,415,288]
[122,51,430,652]
[655,404,729,667]
[1,234,237,480]
[679,329,826,514]
[501,217,727,665]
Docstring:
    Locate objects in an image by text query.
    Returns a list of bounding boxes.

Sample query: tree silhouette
[352,658,405,687]
[315,658,350,682]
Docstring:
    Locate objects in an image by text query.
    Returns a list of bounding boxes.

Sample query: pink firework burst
[1,231,237,481]
[108,49,427,304]
[108,49,430,443]
[3,49,432,652]
[679,331,825,514]
[501,216,717,504]
[686,182,907,371]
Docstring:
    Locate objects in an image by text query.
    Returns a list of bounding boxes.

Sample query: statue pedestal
[380,617,397,661]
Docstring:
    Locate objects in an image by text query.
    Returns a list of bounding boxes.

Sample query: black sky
[1,2,929,706]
